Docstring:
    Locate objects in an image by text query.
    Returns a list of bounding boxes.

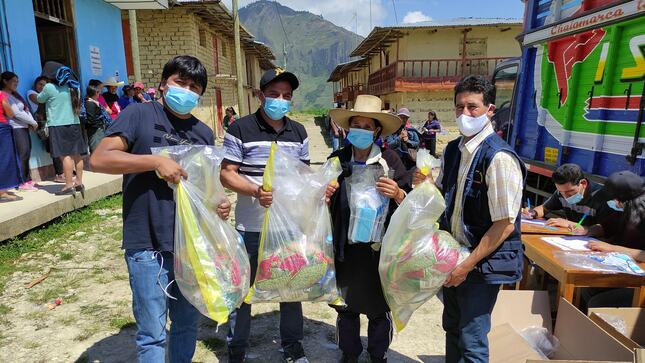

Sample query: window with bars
[32,0,72,25]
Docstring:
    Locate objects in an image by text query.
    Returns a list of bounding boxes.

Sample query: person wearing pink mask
[413,75,525,363]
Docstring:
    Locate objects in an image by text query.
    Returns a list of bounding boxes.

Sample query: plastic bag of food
[554,251,645,275]
[152,145,251,324]
[246,143,343,304]
[379,180,469,331]
[416,149,441,177]
[347,165,390,244]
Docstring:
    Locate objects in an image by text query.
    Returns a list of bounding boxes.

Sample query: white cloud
[220,0,388,36]
[402,10,432,24]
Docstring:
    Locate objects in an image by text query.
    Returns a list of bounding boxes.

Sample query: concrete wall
[74,0,128,87]
[383,90,457,126]
[397,25,522,60]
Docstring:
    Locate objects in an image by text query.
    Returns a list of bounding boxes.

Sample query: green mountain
[240,0,363,111]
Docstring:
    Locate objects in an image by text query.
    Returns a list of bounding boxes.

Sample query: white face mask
[456,108,491,137]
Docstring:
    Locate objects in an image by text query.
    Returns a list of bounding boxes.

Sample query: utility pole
[369,0,372,29]
[283,41,288,70]
[128,10,142,82]
[233,0,246,116]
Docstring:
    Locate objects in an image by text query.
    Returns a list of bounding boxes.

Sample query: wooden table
[521,220,569,235]
[522,234,645,307]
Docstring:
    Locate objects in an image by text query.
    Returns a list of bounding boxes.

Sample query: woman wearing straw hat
[325,94,410,363]
[101,76,124,121]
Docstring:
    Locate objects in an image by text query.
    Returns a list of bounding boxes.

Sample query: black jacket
[328,145,411,315]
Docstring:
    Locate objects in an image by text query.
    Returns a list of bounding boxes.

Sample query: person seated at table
[570,170,645,309]
[522,163,619,230]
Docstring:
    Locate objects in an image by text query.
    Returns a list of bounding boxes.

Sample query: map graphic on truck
[533,1,644,157]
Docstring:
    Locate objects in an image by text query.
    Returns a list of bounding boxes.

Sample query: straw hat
[103,76,124,87]
[330,95,402,136]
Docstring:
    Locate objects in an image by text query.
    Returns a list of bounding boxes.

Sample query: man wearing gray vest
[414,75,526,363]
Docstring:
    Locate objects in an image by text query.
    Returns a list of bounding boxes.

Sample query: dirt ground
[0,116,460,363]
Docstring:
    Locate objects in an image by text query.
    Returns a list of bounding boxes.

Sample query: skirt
[48,124,88,158]
[0,123,21,190]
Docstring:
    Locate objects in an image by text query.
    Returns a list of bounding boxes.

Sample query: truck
[491,0,644,199]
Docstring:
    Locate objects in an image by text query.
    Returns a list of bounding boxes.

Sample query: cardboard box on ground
[489,291,645,363]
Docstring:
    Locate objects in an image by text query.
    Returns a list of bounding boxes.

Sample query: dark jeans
[336,310,392,362]
[227,231,305,362]
[442,282,500,363]
[12,128,31,183]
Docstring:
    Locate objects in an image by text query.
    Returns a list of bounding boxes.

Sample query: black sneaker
[283,343,307,363]
[284,357,309,363]
[227,349,246,363]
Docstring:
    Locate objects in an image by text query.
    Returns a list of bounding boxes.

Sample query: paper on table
[541,237,592,251]
[521,218,547,226]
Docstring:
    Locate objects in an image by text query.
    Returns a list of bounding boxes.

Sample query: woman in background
[2,71,39,191]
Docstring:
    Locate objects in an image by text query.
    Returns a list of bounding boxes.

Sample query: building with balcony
[329,18,522,123]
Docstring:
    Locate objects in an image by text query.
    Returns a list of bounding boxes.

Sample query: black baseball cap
[605,171,645,202]
[260,67,299,91]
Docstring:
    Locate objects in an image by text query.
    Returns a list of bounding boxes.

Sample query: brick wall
[123,8,265,135]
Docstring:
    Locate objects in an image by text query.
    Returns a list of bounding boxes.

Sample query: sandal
[0,192,23,202]
[75,184,85,198]
[55,187,76,197]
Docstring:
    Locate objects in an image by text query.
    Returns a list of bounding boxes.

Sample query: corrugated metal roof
[398,17,522,28]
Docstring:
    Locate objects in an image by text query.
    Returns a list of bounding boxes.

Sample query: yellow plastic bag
[153,145,250,324]
[246,143,343,304]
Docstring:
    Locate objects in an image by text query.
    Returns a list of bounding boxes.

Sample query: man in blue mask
[90,55,231,362]
[220,68,311,363]
[522,163,620,231]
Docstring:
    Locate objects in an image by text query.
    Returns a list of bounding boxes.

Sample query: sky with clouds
[221,0,525,36]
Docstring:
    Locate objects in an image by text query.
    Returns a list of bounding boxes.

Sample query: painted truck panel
[509,0,645,178]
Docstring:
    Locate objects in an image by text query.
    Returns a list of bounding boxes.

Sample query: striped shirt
[223,110,309,232]
[437,123,523,246]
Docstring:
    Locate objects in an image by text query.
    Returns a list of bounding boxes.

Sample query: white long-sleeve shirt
[6,92,37,129]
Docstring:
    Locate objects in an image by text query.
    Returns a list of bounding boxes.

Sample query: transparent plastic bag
[519,326,560,359]
[246,143,343,304]
[594,313,627,335]
[554,251,645,275]
[151,145,251,324]
[379,181,469,331]
[347,165,390,244]
[416,149,441,176]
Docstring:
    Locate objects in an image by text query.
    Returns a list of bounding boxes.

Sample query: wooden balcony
[368,57,508,95]
[334,84,366,103]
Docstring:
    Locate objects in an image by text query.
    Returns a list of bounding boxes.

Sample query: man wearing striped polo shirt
[221,68,310,363]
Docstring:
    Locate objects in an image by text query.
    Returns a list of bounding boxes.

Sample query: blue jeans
[125,249,200,363]
[227,231,305,361]
[442,282,500,363]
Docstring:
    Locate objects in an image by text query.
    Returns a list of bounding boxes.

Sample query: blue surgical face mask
[164,85,200,115]
[347,128,375,150]
[263,97,291,120]
[565,193,584,205]
[607,200,624,212]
